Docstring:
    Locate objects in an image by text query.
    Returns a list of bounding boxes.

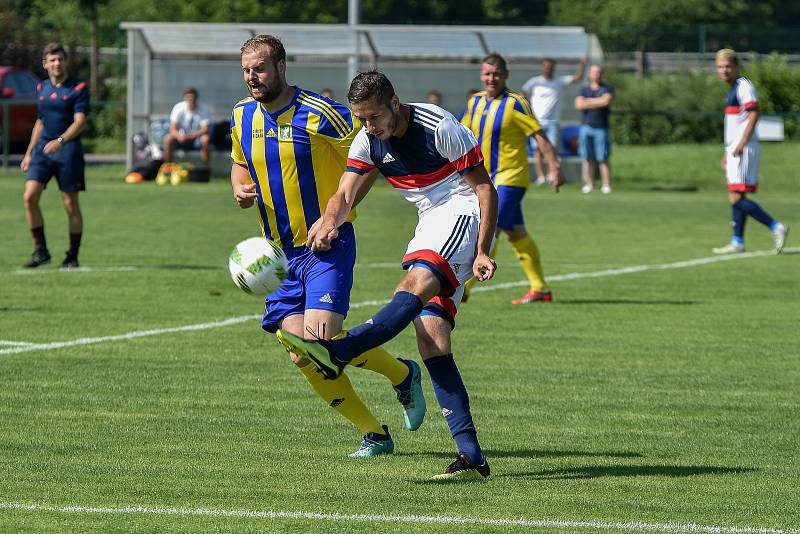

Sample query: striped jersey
[461,89,541,189]
[345,103,484,213]
[724,77,759,148]
[230,87,358,249]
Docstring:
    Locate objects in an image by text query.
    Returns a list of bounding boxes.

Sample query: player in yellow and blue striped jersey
[229,35,426,458]
[461,53,564,305]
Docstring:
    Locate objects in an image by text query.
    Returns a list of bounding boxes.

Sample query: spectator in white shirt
[521,58,585,185]
[163,87,211,167]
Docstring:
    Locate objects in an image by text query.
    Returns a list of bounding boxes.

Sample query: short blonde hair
[716,48,739,65]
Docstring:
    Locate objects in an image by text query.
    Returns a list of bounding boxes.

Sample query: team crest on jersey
[278,125,292,141]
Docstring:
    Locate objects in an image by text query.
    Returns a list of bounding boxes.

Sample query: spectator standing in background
[320,88,335,99]
[574,65,614,194]
[522,57,585,186]
[163,87,211,168]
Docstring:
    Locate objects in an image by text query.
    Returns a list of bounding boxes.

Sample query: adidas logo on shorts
[382,152,396,163]
[319,293,333,304]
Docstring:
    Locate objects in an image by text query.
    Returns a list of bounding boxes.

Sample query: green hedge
[607,54,800,144]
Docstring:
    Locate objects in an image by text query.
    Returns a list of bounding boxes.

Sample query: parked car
[0,66,39,151]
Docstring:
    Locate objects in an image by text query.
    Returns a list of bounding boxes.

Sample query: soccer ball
[228,237,288,296]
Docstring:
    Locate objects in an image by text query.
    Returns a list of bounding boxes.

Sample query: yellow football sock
[333,331,409,386]
[298,363,384,435]
[351,346,410,386]
[510,234,549,292]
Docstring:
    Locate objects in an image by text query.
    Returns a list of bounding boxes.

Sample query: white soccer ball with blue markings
[228,237,288,296]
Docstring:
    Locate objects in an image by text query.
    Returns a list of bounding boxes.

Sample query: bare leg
[582,160,596,190]
[163,133,175,162]
[23,180,45,230]
[200,133,211,167]
[599,161,612,189]
[61,192,83,234]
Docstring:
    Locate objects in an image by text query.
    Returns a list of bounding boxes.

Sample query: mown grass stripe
[2,247,796,356]
[0,501,794,533]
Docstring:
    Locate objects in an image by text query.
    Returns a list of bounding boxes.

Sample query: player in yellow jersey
[229,35,425,457]
[461,53,563,304]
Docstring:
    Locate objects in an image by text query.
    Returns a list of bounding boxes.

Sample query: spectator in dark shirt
[574,65,614,194]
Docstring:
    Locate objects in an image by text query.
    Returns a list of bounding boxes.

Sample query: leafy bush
[606,56,800,144]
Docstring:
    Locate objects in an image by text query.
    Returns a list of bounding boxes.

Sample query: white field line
[0,341,34,346]
[10,246,798,276]
[2,247,797,357]
[0,501,796,533]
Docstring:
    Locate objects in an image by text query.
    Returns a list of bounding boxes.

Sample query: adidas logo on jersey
[441,408,454,418]
[319,293,333,304]
[382,152,396,163]
[266,128,277,137]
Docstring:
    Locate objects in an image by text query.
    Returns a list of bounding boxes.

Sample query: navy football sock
[331,291,423,364]
[737,198,775,229]
[424,354,484,464]
[731,202,746,244]
[31,226,47,251]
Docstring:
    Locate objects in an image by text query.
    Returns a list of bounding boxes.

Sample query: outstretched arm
[570,58,587,84]
[307,170,375,251]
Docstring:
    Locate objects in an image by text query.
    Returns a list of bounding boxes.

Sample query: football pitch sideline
[1,149,799,532]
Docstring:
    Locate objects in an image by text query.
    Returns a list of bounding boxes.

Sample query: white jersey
[521,74,572,122]
[169,100,211,135]
[724,77,759,149]
[345,103,484,213]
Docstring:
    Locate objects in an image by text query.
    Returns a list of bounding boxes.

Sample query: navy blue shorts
[496,185,526,231]
[261,222,356,333]
[26,140,86,192]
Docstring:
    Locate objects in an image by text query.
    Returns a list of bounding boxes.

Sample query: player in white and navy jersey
[713,49,788,254]
[276,70,498,479]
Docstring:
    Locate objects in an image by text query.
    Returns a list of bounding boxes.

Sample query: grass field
[1,143,798,533]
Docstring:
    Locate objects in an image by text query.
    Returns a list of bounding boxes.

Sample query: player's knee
[396,271,438,301]
[23,191,40,209]
[62,195,80,213]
